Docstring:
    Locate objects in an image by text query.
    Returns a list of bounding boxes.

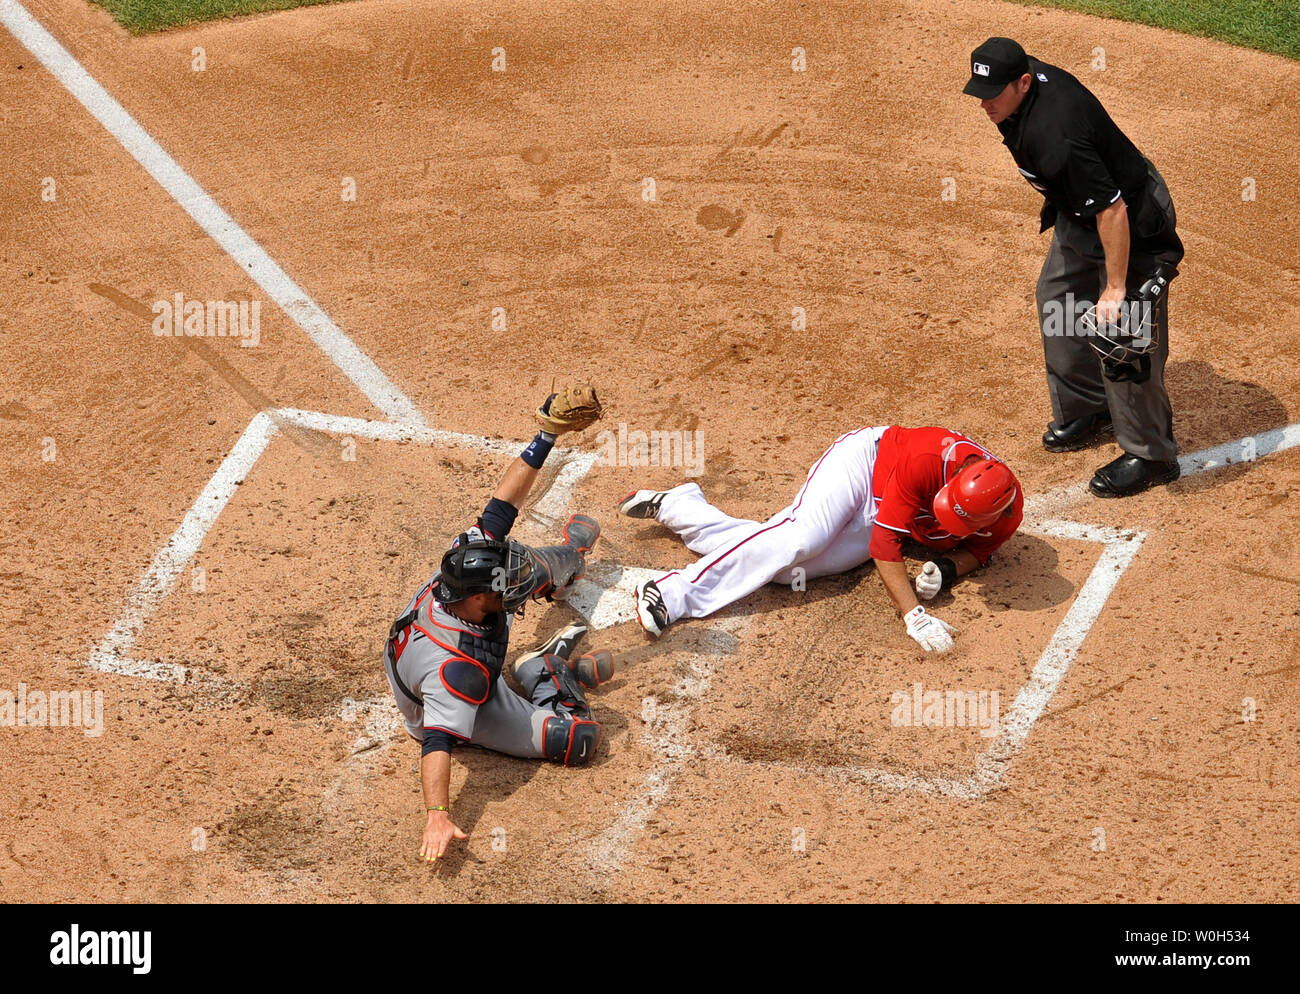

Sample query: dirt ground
[1,0,1297,902]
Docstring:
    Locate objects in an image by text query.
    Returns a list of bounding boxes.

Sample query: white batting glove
[904,605,955,653]
[915,561,943,601]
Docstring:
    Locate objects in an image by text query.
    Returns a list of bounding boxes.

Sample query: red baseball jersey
[869,426,1023,565]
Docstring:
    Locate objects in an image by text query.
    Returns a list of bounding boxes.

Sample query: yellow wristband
[427,805,449,812]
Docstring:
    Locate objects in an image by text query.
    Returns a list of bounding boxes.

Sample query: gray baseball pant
[1035,160,1184,462]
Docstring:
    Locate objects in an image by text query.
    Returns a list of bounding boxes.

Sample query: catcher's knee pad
[527,543,586,601]
[543,714,601,767]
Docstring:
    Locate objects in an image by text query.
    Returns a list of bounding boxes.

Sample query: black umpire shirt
[997,57,1150,235]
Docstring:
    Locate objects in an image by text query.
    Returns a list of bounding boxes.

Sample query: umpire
[964,37,1185,497]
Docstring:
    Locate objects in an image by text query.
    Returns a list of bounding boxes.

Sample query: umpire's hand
[1095,284,1127,326]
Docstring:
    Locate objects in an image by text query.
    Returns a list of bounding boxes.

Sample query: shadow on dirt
[1166,359,1290,494]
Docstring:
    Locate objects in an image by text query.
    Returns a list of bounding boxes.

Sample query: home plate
[566,562,661,630]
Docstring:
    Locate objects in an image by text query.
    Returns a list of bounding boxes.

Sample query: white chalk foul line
[690,527,1136,803]
[0,0,423,427]
[971,528,1145,793]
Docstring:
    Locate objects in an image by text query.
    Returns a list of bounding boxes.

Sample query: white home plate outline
[86,407,602,683]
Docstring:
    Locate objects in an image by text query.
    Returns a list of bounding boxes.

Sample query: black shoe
[1088,454,1181,498]
[1042,413,1114,452]
[635,580,671,638]
[513,623,587,683]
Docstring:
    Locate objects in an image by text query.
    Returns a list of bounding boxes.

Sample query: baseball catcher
[622,425,1022,653]
[382,385,611,862]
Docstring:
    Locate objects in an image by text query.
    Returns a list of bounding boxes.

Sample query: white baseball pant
[653,426,888,622]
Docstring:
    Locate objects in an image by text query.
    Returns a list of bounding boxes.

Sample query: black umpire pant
[1036,160,1185,462]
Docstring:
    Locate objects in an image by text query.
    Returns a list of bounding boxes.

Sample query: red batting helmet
[932,459,1018,537]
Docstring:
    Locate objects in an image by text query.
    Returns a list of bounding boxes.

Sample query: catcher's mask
[433,534,534,613]
[1077,266,1175,383]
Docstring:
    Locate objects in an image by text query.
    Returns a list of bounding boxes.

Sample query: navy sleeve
[422,727,459,756]
[477,497,519,540]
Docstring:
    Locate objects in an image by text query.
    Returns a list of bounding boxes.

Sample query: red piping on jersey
[439,656,491,705]
[422,725,470,740]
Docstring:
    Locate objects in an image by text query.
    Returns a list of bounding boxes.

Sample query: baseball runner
[382,385,613,862]
[623,426,1022,652]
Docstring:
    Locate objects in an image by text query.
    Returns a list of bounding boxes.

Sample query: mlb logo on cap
[962,37,1031,98]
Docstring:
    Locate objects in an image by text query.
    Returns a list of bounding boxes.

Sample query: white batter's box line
[643,419,1299,805]
[1024,421,1300,524]
[87,408,603,685]
[583,619,744,876]
[0,0,422,427]
[695,527,1145,801]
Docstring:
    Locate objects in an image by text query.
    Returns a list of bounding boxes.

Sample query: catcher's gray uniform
[382,528,600,766]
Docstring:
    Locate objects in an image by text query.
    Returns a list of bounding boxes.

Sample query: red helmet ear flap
[932,459,1018,536]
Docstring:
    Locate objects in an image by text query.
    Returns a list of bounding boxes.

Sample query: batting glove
[904,605,955,653]
[914,561,943,601]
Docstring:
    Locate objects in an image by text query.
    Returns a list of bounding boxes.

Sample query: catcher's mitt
[535,384,603,434]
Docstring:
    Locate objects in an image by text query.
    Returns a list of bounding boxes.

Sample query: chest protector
[387,574,510,706]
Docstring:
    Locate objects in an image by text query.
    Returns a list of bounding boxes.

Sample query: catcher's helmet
[932,459,1018,538]
[432,534,534,612]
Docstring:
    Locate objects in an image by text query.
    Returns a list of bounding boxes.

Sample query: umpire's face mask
[1103,353,1152,384]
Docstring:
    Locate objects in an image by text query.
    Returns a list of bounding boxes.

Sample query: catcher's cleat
[634,580,671,638]
[570,649,615,690]
[562,513,600,554]
[513,622,587,681]
[618,489,668,520]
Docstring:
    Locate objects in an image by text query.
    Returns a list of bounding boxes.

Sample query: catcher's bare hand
[420,810,468,862]
[535,383,603,434]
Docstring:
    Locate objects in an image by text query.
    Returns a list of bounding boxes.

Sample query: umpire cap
[963,37,1030,99]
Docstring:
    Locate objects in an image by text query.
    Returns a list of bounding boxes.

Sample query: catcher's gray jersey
[383,531,593,760]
